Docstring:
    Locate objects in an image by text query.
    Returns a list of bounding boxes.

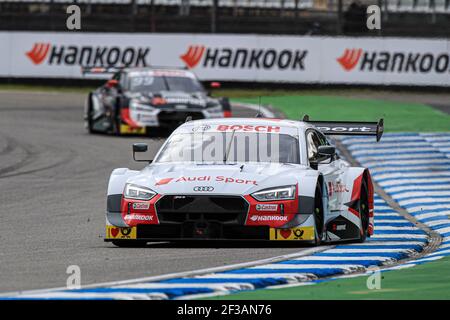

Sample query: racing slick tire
[86,93,99,134]
[356,178,370,243]
[313,184,325,246]
[112,240,148,248]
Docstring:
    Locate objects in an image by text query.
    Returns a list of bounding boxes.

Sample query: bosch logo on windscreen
[216,125,280,133]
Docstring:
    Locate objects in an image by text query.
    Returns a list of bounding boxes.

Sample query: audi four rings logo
[193,186,214,192]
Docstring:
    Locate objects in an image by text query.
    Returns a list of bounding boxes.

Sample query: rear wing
[81,65,188,75]
[81,66,123,75]
[302,115,384,142]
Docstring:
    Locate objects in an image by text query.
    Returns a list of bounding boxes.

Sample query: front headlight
[251,185,296,202]
[130,100,155,110]
[124,183,156,200]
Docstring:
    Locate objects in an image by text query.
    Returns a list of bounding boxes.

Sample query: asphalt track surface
[0,91,305,293]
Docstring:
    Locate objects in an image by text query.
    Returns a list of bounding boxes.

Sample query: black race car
[83,67,232,135]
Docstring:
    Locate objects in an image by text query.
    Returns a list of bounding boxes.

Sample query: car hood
[127,162,310,195]
[126,91,215,108]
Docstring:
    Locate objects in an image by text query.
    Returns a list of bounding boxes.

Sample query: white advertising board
[1,32,449,86]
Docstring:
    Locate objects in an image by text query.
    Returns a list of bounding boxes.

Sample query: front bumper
[105,224,315,242]
[105,194,316,242]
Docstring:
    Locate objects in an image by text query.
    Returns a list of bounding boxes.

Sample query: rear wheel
[112,240,148,248]
[313,184,324,245]
[357,178,370,243]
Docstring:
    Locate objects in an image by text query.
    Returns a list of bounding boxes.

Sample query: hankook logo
[337,48,363,71]
[25,43,150,67]
[180,45,308,70]
[26,43,51,65]
[193,186,214,192]
[337,48,450,74]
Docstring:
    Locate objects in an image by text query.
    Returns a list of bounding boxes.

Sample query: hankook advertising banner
[1,32,449,86]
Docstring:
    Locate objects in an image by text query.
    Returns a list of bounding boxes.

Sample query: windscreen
[128,74,204,93]
[155,132,300,164]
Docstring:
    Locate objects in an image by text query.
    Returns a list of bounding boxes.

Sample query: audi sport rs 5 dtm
[105,116,383,247]
[84,66,231,135]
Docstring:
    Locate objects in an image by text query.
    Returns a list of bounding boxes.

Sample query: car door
[306,129,342,211]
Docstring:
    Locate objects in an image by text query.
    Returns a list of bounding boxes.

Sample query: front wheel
[85,94,96,134]
[313,184,324,245]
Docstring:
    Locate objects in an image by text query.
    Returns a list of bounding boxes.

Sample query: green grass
[204,256,450,300]
[1,84,448,132]
[235,95,450,132]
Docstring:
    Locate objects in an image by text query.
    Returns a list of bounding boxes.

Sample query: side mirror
[210,82,221,88]
[310,146,336,170]
[106,79,119,88]
[318,145,336,157]
[132,143,152,163]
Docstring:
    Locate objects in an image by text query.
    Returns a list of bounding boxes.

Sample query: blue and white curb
[341,132,450,266]
[3,132,447,300]
[1,196,427,300]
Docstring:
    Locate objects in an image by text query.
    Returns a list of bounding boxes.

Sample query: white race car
[105,116,383,247]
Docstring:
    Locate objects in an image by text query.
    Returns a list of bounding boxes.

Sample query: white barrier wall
[1,32,449,86]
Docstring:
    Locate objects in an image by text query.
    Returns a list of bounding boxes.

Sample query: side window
[316,131,329,146]
[306,130,321,162]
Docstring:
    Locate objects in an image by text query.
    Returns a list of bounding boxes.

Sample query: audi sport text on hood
[126,162,304,196]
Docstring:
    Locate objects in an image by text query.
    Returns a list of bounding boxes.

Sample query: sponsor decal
[255,204,278,211]
[180,45,308,71]
[337,48,363,71]
[192,124,211,132]
[216,125,280,133]
[25,43,150,67]
[26,43,51,65]
[124,214,153,221]
[158,176,258,185]
[332,224,347,231]
[269,226,315,241]
[215,176,257,185]
[328,181,349,197]
[119,124,146,135]
[250,215,287,222]
[193,186,214,192]
[180,45,206,69]
[132,202,150,210]
[317,126,373,132]
[155,178,174,186]
[337,48,450,74]
[105,226,137,239]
